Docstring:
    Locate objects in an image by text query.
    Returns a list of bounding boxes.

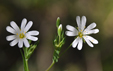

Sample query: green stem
[46,61,55,71]
[59,43,72,57]
[59,35,61,43]
[23,47,29,71]
[20,49,26,71]
[25,59,29,71]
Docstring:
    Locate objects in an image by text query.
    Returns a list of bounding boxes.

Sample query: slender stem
[20,49,26,71]
[46,61,55,71]
[59,35,61,43]
[25,59,29,71]
[23,47,29,71]
[59,43,72,57]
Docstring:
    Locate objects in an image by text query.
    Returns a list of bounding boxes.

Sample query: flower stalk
[46,61,55,71]
[24,47,29,71]
[20,41,39,71]
[46,17,65,71]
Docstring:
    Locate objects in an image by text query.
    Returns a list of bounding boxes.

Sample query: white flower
[6,18,39,48]
[65,16,99,50]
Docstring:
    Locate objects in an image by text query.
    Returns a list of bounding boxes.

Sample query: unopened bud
[56,17,60,27]
[58,24,62,36]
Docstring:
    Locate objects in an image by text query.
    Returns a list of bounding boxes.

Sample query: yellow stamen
[17,33,18,35]
[78,32,83,38]
[19,33,25,39]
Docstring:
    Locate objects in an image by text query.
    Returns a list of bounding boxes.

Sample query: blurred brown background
[0,0,113,71]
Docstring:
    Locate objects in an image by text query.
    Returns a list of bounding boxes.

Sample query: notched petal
[77,38,83,50]
[65,31,77,36]
[24,21,33,32]
[6,35,16,41]
[6,26,16,34]
[27,31,39,36]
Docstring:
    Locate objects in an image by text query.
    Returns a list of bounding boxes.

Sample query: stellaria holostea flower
[6,18,39,48]
[65,16,99,50]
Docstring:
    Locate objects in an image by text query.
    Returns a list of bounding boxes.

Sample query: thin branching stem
[45,61,55,71]
[59,43,72,58]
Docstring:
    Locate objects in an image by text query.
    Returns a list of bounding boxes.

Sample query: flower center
[78,32,83,38]
[19,33,25,39]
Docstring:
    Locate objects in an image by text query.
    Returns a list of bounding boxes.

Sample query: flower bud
[58,24,62,36]
[56,17,60,27]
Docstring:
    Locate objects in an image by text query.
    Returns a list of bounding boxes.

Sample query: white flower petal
[65,31,78,36]
[72,37,79,48]
[81,16,86,30]
[10,39,18,46]
[21,18,27,31]
[66,25,78,32]
[86,36,98,44]
[77,38,83,50]
[26,35,38,41]
[76,16,80,29]
[18,39,23,48]
[83,36,94,47]
[6,35,16,41]
[6,26,16,34]
[58,24,62,30]
[24,21,33,32]
[10,21,20,32]
[27,31,39,36]
[85,23,96,31]
[92,29,99,34]
[83,29,99,34]
[23,38,30,48]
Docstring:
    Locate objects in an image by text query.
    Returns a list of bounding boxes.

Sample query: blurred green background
[0,0,113,71]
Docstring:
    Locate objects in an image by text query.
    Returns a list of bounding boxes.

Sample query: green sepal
[56,17,60,28]
[59,37,65,47]
[53,36,58,47]
[28,40,32,44]
[58,27,62,37]
[27,41,39,59]
[83,38,86,43]
[61,31,64,38]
